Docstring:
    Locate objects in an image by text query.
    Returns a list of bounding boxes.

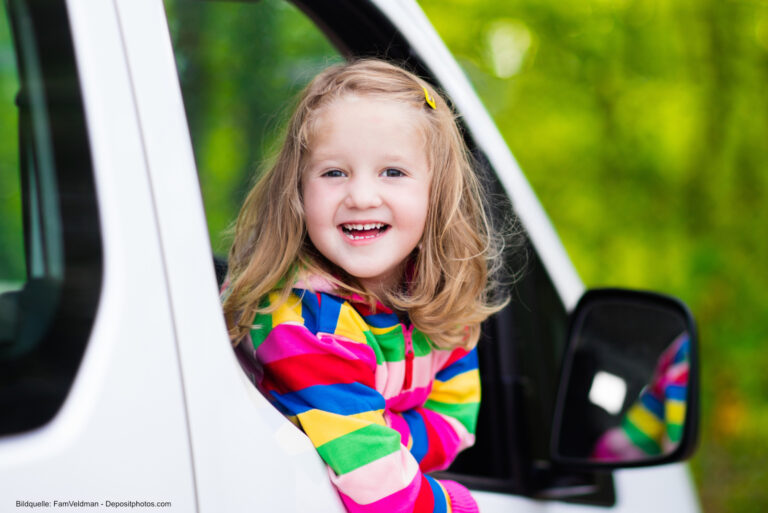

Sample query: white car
[0,0,701,512]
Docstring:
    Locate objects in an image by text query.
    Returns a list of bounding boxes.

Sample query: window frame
[0,0,102,437]
[168,0,614,504]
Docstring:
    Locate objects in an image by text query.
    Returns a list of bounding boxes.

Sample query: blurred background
[416,0,768,511]
[1,0,766,511]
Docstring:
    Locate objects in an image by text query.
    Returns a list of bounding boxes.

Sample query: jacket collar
[293,273,394,314]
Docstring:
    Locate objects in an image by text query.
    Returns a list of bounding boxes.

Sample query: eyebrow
[308,153,413,166]
[305,157,342,173]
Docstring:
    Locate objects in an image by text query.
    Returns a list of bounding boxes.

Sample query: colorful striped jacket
[234,281,480,513]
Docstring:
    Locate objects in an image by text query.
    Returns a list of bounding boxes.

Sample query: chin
[347,270,386,282]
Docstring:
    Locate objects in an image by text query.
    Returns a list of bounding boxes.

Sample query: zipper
[403,325,414,390]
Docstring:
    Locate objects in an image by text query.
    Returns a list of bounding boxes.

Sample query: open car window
[164,0,614,504]
[164,0,342,257]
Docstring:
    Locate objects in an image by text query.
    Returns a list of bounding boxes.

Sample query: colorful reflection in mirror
[554,294,694,465]
[591,332,689,461]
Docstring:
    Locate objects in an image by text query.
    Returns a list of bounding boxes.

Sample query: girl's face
[302,95,431,293]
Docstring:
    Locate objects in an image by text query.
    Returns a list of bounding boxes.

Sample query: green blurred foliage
[417,0,768,511]
[0,5,23,289]
[165,0,341,254]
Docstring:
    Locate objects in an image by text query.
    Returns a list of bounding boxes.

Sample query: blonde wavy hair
[223,59,508,349]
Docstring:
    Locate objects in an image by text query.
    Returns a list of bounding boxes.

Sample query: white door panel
[0,0,196,508]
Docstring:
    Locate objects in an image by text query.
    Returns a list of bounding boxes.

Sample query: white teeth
[339,223,387,241]
[342,222,385,231]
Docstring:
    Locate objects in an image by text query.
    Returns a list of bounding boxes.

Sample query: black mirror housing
[551,288,699,469]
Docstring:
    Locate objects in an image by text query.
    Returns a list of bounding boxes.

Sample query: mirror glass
[554,296,691,463]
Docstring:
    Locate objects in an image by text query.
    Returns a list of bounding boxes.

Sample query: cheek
[302,181,340,241]
[399,184,431,239]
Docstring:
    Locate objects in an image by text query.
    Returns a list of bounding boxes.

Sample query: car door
[0,0,197,507]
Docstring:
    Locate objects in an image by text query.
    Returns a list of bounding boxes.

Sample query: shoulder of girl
[265,288,345,333]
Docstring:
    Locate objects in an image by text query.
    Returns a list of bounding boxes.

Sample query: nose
[344,174,382,209]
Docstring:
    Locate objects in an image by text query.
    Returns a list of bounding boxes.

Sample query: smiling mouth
[340,222,391,240]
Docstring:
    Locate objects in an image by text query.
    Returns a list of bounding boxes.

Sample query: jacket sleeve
[387,347,480,474]
[248,293,478,513]
[592,331,690,460]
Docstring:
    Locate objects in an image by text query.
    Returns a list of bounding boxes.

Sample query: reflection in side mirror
[551,289,699,469]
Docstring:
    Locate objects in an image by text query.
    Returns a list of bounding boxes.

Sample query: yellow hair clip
[423,87,436,110]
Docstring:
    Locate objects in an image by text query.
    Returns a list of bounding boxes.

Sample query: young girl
[223,59,506,513]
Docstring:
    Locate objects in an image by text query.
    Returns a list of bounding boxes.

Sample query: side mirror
[551,289,699,469]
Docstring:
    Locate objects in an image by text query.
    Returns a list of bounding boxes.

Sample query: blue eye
[382,168,405,177]
[322,169,345,178]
